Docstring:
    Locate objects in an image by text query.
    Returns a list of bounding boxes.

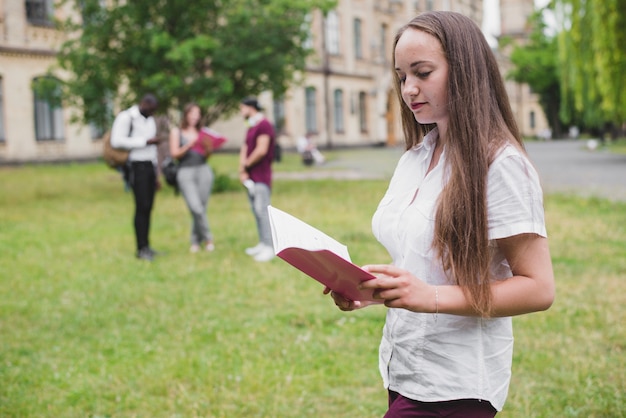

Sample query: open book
[268,205,378,302]
[199,127,227,150]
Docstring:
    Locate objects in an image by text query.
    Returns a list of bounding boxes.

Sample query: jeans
[177,164,214,245]
[130,161,156,251]
[247,182,272,247]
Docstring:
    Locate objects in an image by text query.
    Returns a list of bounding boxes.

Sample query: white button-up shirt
[110,105,158,163]
[371,128,546,411]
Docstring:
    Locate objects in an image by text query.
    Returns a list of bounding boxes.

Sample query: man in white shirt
[110,94,160,261]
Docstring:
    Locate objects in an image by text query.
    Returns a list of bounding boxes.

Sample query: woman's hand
[323,287,365,311]
[323,264,435,313]
[359,265,437,313]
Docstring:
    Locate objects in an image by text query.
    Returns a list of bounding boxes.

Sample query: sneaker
[136,247,154,261]
[205,242,215,252]
[190,244,200,253]
[245,243,264,256]
[253,244,275,262]
[147,247,161,257]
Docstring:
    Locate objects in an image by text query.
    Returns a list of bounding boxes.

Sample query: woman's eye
[417,71,432,78]
[398,75,406,84]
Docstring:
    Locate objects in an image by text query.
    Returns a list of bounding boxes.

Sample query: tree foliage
[507,9,563,135]
[50,0,336,129]
[555,0,626,131]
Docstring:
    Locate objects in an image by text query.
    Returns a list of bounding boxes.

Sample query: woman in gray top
[169,103,215,252]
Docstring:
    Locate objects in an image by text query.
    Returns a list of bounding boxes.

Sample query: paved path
[525,140,626,201]
[276,140,626,202]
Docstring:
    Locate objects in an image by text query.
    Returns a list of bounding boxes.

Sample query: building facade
[0,0,547,163]
[213,0,486,150]
[497,0,549,138]
[0,0,103,163]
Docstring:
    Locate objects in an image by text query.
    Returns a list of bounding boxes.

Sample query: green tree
[49,0,335,130]
[508,9,563,137]
[556,0,626,136]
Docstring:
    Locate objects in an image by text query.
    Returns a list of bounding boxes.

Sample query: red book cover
[268,206,379,302]
[198,127,227,150]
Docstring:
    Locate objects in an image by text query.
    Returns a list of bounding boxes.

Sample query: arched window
[33,77,65,141]
[305,87,317,134]
[333,89,344,133]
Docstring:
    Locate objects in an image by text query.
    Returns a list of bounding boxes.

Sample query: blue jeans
[247,182,272,247]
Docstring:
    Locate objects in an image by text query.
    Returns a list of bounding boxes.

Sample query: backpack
[161,157,179,194]
[102,114,135,169]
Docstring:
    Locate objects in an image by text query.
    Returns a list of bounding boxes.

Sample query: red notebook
[198,127,227,150]
[268,205,379,302]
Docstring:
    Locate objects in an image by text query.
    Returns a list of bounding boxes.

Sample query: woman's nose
[403,77,420,97]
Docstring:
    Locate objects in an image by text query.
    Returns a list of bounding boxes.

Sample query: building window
[302,13,313,50]
[26,0,54,26]
[358,91,368,133]
[380,23,388,63]
[0,78,5,142]
[354,18,363,59]
[530,111,536,129]
[333,89,344,133]
[33,77,65,141]
[325,11,340,55]
[272,97,286,134]
[305,87,317,134]
[89,123,105,140]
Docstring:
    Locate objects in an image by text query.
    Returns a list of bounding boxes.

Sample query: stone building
[497,0,549,139]
[0,0,102,163]
[0,0,547,163]
[212,0,486,150]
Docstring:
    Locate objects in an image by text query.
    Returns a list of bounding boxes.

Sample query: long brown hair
[392,11,524,316]
[180,103,202,130]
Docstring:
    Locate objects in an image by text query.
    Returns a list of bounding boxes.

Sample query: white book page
[268,206,351,261]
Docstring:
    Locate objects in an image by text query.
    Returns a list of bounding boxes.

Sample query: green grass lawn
[0,152,624,417]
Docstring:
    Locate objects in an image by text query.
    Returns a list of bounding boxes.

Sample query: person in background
[238,97,276,262]
[296,133,325,166]
[326,12,555,417]
[169,103,215,253]
[110,93,161,261]
[155,114,172,175]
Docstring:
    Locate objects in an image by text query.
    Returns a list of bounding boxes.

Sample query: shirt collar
[421,127,439,151]
[129,104,150,120]
[247,112,264,127]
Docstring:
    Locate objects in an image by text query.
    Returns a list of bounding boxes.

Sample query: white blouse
[371,128,546,411]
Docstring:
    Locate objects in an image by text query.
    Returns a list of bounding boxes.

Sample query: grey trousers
[177,164,214,245]
[247,182,272,247]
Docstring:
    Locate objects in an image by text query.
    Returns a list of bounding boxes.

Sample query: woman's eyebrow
[395,60,430,72]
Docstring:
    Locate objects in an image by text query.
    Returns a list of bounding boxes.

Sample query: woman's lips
[411,102,425,110]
